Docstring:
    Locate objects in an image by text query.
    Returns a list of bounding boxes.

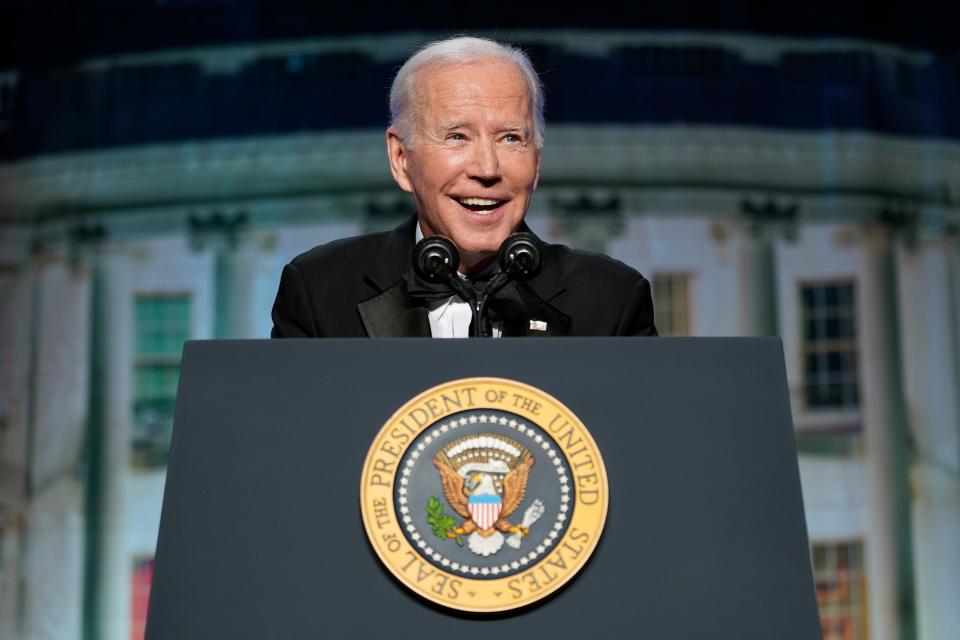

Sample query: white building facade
[0,32,958,640]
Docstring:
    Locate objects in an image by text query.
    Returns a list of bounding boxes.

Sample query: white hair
[389,36,545,148]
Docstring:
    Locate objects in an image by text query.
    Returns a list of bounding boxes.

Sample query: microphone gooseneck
[411,236,476,317]
[475,232,544,337]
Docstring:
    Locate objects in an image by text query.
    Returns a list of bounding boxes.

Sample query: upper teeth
[458,197,500,206]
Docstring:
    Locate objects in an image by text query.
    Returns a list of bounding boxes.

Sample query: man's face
[387,59,541,273]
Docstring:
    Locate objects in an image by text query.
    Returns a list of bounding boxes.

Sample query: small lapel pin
[529,319,548,332]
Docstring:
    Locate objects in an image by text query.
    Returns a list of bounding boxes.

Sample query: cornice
[1,126,958,259]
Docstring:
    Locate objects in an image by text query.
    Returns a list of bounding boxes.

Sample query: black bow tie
[404,268,556,336]
[403,268,497,304]
[404,270,465,303]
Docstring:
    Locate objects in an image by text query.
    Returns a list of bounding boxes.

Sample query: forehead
[413,59,532,124]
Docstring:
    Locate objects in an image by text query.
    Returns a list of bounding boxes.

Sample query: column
[85,243,132,640]
[214,238,274,339]
[189,210,268,339]
[895,233,960,640]
[859,228,916,640]
[737,197,797,337]
[735,224,778,336]
[17,245,92,640]
[550,194,624,254]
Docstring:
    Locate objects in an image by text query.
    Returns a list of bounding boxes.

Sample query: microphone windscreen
[413,236,460,282]
[498,232,542,279]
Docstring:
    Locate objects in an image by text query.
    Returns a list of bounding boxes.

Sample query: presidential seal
[360,378,608,613]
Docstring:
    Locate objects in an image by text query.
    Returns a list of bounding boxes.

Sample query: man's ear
[386,127,413,193]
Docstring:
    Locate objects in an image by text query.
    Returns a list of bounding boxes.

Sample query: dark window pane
[827,351,843,372]
[133,294,190,469]
[800,282,858,411]
[813,546,827,569]
[839,316,856,338]
[806,354,822,376]
[825,316,840,338]
[824,285,839,306]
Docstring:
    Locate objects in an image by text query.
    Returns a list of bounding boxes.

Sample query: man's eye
[447,133,467,141]
[503,134,522,143]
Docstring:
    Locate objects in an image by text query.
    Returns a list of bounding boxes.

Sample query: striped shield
[468,494,502,531]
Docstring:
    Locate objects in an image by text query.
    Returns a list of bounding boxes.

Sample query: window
[800,282,859,409]
[133,295,190,469]
[781,51,870,85]
[813,541,868,640]
[652,273,692,336]
[130,556,155,640]
[621,46,729,77]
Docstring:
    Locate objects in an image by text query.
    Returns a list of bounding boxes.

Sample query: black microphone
[497,232,542,279]
[412,235,475,308]
[471,233,544,337]
[413,236,460,283]
[411,233,543,338]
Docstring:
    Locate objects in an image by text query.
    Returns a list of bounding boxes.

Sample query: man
[271,36,656,338]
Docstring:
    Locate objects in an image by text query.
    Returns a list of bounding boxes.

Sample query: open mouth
[454,197,506,214]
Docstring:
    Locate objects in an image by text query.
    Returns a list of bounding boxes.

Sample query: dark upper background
[3,1,956,70]
[1,1,958,161]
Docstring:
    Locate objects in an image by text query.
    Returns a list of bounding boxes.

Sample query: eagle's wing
[432,457,470,519]
[500,456,534,517]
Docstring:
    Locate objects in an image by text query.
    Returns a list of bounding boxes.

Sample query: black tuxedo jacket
[271,217,657,338]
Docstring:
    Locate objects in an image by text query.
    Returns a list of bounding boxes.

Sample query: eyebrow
[437,121,467,134]
[499,124,530,135]
[436,122,531,137]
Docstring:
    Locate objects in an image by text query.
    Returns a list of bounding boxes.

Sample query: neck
[415,219,499,277]
[459,252,498,277]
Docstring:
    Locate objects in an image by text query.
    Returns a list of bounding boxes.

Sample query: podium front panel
[147,338,820,639]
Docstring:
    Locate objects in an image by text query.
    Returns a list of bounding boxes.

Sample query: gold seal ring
[360,377,608,612]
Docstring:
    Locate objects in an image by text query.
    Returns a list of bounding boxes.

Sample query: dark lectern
[146,338,820,638]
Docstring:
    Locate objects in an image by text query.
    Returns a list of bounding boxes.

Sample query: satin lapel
[511,234,570,336]
[364,216,418,291]
[357,282,431,337]
[492,270,571,336]
[494,281,571,337]
[357,216,430,337]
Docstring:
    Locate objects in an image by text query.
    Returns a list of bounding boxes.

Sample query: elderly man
[271,36,656,338]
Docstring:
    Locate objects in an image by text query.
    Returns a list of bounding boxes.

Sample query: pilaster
[895,231,960,640]
[858,226,915,640]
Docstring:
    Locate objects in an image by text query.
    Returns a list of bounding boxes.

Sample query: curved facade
[0,27,958,640]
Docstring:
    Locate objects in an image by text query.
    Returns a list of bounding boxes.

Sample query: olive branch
[426,496,463,546]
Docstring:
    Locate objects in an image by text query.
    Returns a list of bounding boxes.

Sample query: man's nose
[466,138,501,182]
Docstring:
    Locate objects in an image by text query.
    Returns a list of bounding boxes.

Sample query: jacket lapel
[493,281,571,337]
[496,239,571,336]
[357,282,431,337]
[356,217,431,338]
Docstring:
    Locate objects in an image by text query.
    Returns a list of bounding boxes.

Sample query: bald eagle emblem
[431,433,545,557]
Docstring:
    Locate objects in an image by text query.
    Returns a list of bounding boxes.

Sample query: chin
[454,234,509,258]
[458,222,519,250]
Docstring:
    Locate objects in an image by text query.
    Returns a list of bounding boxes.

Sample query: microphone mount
[411,232,544,338]
[412,236,475,306]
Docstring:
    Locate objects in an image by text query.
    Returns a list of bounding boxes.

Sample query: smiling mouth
[454,196,506,213]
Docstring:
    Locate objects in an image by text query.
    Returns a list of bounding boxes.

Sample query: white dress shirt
[427,295,475,338]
